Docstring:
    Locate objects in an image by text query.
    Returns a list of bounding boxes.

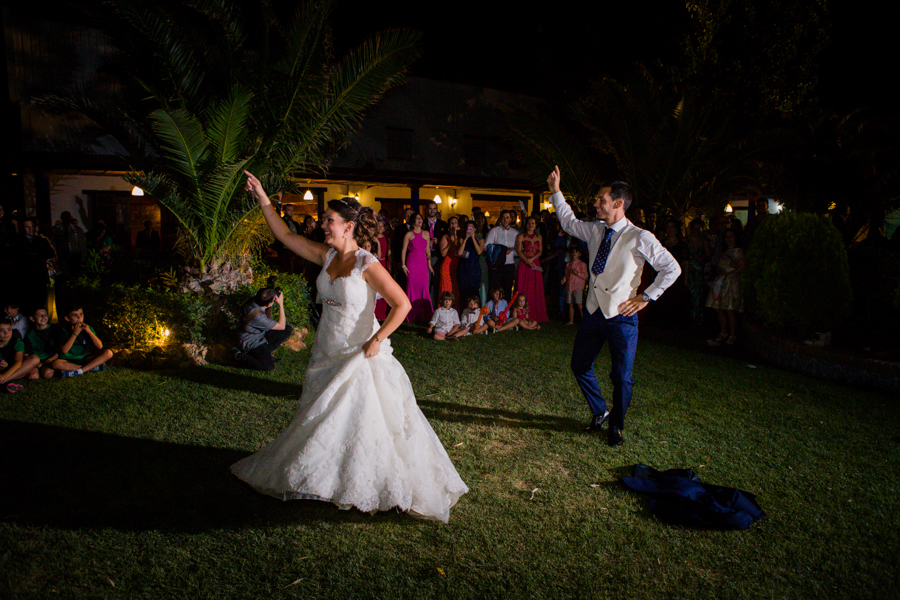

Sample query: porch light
[132,186,144,196]
[725,204,733,213]
[303,189,314,201]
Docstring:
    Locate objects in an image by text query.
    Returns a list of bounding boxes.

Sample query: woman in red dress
[514,216,548,322]
[438,216,462,310]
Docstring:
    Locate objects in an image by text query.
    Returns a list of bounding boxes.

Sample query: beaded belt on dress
[321,297,344,307]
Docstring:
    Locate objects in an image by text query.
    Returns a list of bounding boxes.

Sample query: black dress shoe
[607,426,624,447]
[585,411,610,432]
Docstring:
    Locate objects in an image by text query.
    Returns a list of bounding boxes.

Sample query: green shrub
[746,212,852,331]
[63,261,311,353]
[64,279,177,350]
[65,279,218,350]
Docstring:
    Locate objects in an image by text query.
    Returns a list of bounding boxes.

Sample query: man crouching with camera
[233,276,293,371]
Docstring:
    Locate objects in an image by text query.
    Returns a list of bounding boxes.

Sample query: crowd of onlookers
[268,198,780,344]
[0,205,118,392]
[4,193,877,386]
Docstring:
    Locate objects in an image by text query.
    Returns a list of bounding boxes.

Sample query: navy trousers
[570,308,638,431]
[244,325,293,371]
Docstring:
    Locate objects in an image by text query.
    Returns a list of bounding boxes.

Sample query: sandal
[5,382,22,393]
[726,335,737,345]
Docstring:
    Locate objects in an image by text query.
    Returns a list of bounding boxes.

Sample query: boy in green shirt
[24,307,59,379]
[1,319,39,392]
[51,304,114,378]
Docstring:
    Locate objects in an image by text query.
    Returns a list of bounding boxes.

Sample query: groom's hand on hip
[618,296,648,317]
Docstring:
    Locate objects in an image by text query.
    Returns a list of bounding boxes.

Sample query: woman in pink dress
[401,213,434,322]
[515,216,548,322]
[438,216,462,310]
[374,220,391,320]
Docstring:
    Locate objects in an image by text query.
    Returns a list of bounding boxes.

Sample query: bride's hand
[362,336,381,358]
[244,171,269,205]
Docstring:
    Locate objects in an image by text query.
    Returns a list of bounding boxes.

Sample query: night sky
[333,0,897,115]
[8,0,898,114]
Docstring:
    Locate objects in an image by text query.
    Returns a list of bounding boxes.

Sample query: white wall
[47,174,132,228]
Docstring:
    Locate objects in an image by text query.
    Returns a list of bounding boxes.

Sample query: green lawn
[1,321,898,599]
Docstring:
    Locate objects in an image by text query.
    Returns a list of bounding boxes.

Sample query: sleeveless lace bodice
[314,249,386,358]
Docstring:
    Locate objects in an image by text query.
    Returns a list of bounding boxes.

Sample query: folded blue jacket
[621,464,765,530]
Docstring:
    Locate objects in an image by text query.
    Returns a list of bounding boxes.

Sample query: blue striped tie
[591,227,614,275]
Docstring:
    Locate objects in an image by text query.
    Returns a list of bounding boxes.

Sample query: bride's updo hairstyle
[327,197,377,246]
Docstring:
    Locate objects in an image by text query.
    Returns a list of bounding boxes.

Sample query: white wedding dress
[231,249,468,523]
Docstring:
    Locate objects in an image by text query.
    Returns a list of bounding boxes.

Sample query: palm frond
[278,28,422,174]
[206,86,253,164]
[149,109,210,203]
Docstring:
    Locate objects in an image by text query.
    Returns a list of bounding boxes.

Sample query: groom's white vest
[586,224,643,319]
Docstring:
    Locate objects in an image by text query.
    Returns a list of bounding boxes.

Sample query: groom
[547,166,681,446]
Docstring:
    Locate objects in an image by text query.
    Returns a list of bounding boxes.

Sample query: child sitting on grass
[492,292,535,332]
[24,307,58,379]
[4,302,29,341]
[427,292,462,341]
[484,287,508,330]
[51,303,113,378]
[456,295,489,337]
[0,319,39,393]
[510,293,540,330]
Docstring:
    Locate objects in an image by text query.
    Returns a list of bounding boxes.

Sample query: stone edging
[743,322,900,395]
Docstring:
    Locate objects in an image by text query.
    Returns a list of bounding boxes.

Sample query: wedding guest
[4,302,29,340]
[484,210,518,300]
[561,245,588,325]
[438,216,462,309]
[24,307,58,379]
[456,295,489,336]
[515,216,548,322]
[706,229,745,346]
[13,218,54,313]
[0,318,38,392]
[401,213,434,322]
[427,292,462,340]
[51,303,114,377]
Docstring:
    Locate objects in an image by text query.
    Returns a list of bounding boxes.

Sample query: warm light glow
[484,211,490,217]
[725,204,733,213]
[354,194,360,201]
[303,189,314,201]
[827,202,836,211]
[162,328,170,337]
[433,194,442,204]
[132,186,144,196]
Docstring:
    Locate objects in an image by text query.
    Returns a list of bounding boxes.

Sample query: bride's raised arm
[244,171,329,266]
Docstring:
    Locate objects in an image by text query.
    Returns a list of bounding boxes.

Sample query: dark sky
[333,0,897,114]
[332,0,685,98]
[12,0,898,114]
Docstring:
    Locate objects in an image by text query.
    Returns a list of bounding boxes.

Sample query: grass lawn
[1,321,898,599]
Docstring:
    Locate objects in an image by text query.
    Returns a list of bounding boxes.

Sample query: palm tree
[43,0,421,275]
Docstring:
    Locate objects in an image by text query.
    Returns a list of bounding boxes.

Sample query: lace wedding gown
[231,249,468,523]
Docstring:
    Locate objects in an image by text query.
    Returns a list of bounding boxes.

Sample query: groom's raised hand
[547,166,561,195]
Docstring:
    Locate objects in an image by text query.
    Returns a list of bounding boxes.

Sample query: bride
[231,172,468,523]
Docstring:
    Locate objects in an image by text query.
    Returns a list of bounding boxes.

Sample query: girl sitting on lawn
[512,294,541,330]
